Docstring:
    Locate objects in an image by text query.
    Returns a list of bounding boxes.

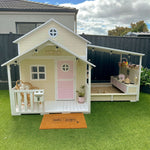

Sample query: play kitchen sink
[34,90,44,102]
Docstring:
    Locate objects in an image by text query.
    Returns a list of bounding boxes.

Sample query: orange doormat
[39,113,87,129]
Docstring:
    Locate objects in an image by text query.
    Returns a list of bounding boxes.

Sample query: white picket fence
[11,89,44,115]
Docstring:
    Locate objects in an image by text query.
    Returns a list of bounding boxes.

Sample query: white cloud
[60,0,150,35]
[44,1,49,4]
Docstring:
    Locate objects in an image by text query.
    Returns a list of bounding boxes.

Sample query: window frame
[49,28,58,38]
[30,65,46,81]
[16,22,44,34]
[61,63,70,72]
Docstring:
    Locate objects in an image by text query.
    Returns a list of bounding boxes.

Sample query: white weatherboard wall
[20,59,55,101]
[0,12,76,33]
[18,20,87,57]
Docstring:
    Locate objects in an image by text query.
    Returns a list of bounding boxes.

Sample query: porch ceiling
[88,44,145,56]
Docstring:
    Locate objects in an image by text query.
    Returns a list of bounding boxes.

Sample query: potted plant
[76,85,85,103]
[140,67,150,94]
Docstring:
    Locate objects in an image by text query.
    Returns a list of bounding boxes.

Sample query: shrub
[141,67,150,87]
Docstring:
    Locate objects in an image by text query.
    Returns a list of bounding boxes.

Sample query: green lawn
[0,90,150,150]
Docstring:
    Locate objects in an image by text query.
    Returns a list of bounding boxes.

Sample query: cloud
[60,0,150,35]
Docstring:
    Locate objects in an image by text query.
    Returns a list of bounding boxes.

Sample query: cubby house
[2,19,144,116]
[2,19,95,115]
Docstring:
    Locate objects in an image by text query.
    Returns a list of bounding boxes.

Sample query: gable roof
[13,18,91,44]
[0,0,78,13]
[1,38,95,67]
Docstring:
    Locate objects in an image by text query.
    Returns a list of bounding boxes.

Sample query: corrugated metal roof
[125,32,150,37]
[0,0,78,13]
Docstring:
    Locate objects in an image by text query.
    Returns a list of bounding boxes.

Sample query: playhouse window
[31,66,46,80]
[49,28,57,37]
[61,64,70,72]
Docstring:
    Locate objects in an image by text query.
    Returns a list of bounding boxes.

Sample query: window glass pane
[39,66,45,72]
[16,22,44,34]
[39,74,45,79]
[16,23,36,34]
[32,74,38,79]
[32,66,37,72]
[61,64,69,72]
[49,28,57,37]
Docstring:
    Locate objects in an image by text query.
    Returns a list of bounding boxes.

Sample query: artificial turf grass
[0,90,150,150]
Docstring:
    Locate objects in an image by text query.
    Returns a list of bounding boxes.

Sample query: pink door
[57,60,74,100]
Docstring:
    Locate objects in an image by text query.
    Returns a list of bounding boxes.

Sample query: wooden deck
[44,101,88,113]
[13,83,138,115]
[15,100,89,114]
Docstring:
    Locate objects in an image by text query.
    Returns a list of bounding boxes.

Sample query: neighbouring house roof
[88,45,145,56]
[0,0,78,13]
[1,39,95,67]
[125,32,150,37]
[13,18,91,44]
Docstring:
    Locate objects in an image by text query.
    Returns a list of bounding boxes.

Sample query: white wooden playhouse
[2,19,144,116]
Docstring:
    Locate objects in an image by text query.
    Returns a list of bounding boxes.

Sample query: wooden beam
[7,65,12,91]
[88,65,91,113]
[7,65,14,115]
[120,54,122,62]
[137,55,142,101]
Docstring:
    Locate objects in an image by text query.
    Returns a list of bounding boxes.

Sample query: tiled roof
[0,0,78,13]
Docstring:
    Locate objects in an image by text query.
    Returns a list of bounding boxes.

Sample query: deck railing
[11,89,44,115]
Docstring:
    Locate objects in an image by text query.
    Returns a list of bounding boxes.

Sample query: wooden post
[7,65,14,115]
[120,54,122,62]
[137,55,142,101]
[7,65,12,91]
[88,65,91,113]
[119,54,122,74]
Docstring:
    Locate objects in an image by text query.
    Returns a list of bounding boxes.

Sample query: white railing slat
[24,93,28,111]
[17,92,22,112]
[30,93,33,112]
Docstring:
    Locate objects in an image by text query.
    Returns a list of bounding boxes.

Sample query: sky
[30,0,150,35]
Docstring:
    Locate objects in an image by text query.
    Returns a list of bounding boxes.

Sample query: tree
[131,20,148,32]
[108,20,149,36]
[108,26,130,36]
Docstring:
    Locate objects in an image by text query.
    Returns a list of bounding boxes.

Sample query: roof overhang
[0,0,78,14]
[0,8,78,13]
[1,39,95,67]
[88,44,145,56]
